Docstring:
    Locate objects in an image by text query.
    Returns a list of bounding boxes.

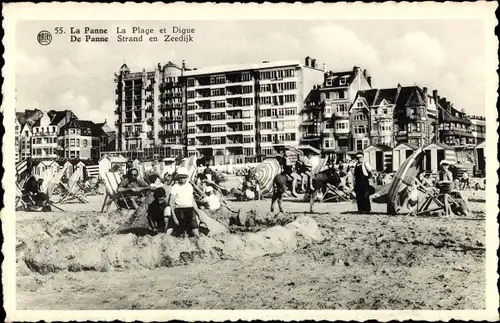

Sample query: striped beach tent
[254,158,281,196]
[386,147,425,215]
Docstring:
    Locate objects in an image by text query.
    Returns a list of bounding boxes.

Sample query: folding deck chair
[100,171,135,212]
[58,167,88,204]
[402,177,463,217]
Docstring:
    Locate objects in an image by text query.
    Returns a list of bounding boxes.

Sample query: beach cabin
[57,160,74,181]
[98,154,128,179]
[363,145,393,172]
[34,160,49,176]
[423,142,457,174]
[392,143,418,172]
[474,141,486,176]
[74,161,87,181]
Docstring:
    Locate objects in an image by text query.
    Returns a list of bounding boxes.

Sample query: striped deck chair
[100,172,134,212]
[47,163,69,198]
[58,167,88,204]
[16,160,30,183]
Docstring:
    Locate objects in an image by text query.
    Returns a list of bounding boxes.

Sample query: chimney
[423,87,428,105]
[363,69,367,78]
[396,83,402,98]
[311,58,317,68]
[367,76,372,87]
[322,63,326,72]
[305,56,311,67]
[66,110,72,122]
[182,60,186,70]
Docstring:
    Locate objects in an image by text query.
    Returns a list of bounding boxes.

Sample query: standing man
[439,160,454,217]
[353,151,373,214]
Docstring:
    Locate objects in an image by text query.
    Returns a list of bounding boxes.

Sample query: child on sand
[147,187,169,234]
[167,167,200,238]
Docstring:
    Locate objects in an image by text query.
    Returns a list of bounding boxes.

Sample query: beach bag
[199,221,210,236]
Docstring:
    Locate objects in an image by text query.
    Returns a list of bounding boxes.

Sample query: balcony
[114,108,121,115]
[115,98,121,105]
[302,133,321,140]
[145,106,153,113]
[166,129,182,135]
[147,131,154,139]
[147,118,154,126]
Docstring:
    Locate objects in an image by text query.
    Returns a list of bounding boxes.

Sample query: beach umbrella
[254,158,281,196]
[386,147,425,215]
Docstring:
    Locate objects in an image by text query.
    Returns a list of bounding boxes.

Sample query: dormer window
[339,78,347,86]
[325,79,332,87]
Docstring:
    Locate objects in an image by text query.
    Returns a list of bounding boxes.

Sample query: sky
[16,20,485,128]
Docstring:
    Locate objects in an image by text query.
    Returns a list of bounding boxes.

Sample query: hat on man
[176,167,189,178]
[440,159,454,166]
[355,151,364,158]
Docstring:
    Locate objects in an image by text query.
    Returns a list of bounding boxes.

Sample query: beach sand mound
[23,215,323,274]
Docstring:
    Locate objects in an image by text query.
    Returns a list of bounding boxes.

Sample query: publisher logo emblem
[37,30,52,46]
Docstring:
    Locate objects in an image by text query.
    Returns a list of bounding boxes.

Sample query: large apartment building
[114,57,324,162]
[184,57,324,163]
[114,61,187,159]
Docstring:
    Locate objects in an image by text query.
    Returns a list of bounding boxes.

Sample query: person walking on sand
[270,169,288,214]
[167,167,200,238]
[353,151,373,214]
[438,160,454,217]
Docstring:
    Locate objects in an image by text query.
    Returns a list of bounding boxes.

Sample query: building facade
[301,66,372,156]
[30,111,75,160]
[393,86,438,147]
[467,115,486,145]
[114,61,187,159]
[58,118,111,160]
[183,57,324,163]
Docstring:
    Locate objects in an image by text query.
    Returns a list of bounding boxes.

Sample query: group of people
[270,150,374,214]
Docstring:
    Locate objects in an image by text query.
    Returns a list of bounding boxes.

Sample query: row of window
[33,126,57,134]
[260,120,296,130]
[261,133,296,142]
[259,107,297,117]
[32,137,57,144]
[325,91,347,100]
[259,94,296,105]
[124,126,143,133]
[259,82,297,92]
[32,148,56,155]
[259,68,296,80]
